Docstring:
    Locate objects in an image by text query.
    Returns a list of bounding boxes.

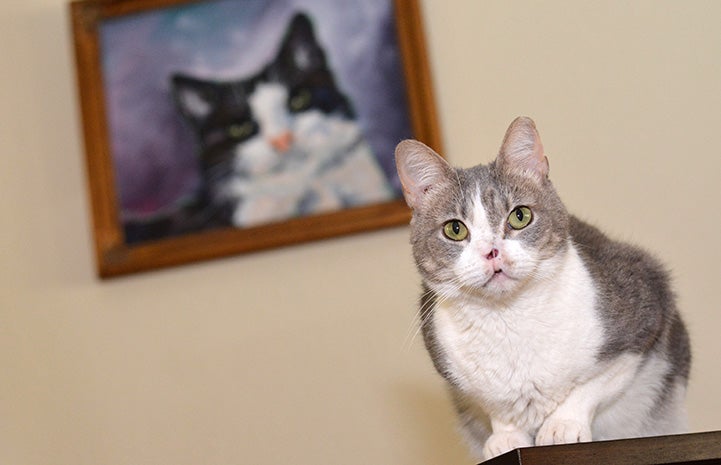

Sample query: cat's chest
[430,250,603,424]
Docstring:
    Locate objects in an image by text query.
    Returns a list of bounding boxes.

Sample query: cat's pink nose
[270,131,293,152]
[486,248,499,260]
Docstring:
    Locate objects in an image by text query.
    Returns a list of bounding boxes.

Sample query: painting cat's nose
[270,131,293,152]
[486,248,499,260]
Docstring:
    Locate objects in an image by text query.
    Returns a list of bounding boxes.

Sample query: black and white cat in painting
[125,13,393,241]
[395,117,691,460]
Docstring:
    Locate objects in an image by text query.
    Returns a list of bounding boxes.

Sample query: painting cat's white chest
[431,244,603,429]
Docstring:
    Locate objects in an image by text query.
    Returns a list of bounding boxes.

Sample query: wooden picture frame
[70,0,442,278]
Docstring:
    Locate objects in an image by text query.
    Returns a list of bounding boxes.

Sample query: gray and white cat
[395,117,691,461]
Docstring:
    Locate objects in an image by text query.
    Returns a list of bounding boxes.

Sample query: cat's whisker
[403,284,466,350]
[402,288,439,350]
[415,287,456,331]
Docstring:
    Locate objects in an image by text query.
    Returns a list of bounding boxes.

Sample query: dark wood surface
[481,431,721,465]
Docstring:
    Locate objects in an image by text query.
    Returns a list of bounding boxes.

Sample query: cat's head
[172,12,358,177]
[395,117,570,302]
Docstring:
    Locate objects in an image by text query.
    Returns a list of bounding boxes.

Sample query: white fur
[592,356,687,440]
[248,82,290,139]
[428,193,681,461]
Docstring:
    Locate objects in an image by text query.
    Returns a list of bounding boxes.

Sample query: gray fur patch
[569,218,690,368]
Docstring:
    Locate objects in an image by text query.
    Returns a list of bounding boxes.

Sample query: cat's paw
[483,431,533,460]
[535,418,591,446]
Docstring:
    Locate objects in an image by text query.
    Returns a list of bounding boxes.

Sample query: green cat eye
[508,206,533,230]
[443,220,469,241]
[290,89,312,111]
[228,123,253,139]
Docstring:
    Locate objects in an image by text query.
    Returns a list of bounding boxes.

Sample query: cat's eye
[290,89,312,112]
[508,206,533,230]
[228,123,253,139]
[443,220,469,241]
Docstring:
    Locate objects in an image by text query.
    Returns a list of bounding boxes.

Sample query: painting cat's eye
[228,122,254,139]
[443,220,469,241]
[508,206,533,230]
[290,89,312,112]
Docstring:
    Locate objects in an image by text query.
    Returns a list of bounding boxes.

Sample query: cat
[171,12,394,229]
[395,117,691,461]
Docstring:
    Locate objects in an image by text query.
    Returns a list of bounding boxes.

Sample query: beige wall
[2,1,720,464]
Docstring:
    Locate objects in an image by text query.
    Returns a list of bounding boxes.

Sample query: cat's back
[569,216,671,304]
[569,216,669,285]
[569,216,689,366]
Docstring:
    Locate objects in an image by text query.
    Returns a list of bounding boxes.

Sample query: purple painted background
[99,0,413,218]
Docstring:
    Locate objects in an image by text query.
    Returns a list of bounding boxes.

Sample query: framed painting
[70,0,442,278]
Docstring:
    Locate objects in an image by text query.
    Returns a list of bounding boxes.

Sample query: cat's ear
[395,140,453,210]
[497,116,549,179]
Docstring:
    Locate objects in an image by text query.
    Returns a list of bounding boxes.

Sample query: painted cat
[172,12,394,229]
[395,117,691,460]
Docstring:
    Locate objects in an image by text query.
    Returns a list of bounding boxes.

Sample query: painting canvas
[100,0,412,242]
[71,0,442,277]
